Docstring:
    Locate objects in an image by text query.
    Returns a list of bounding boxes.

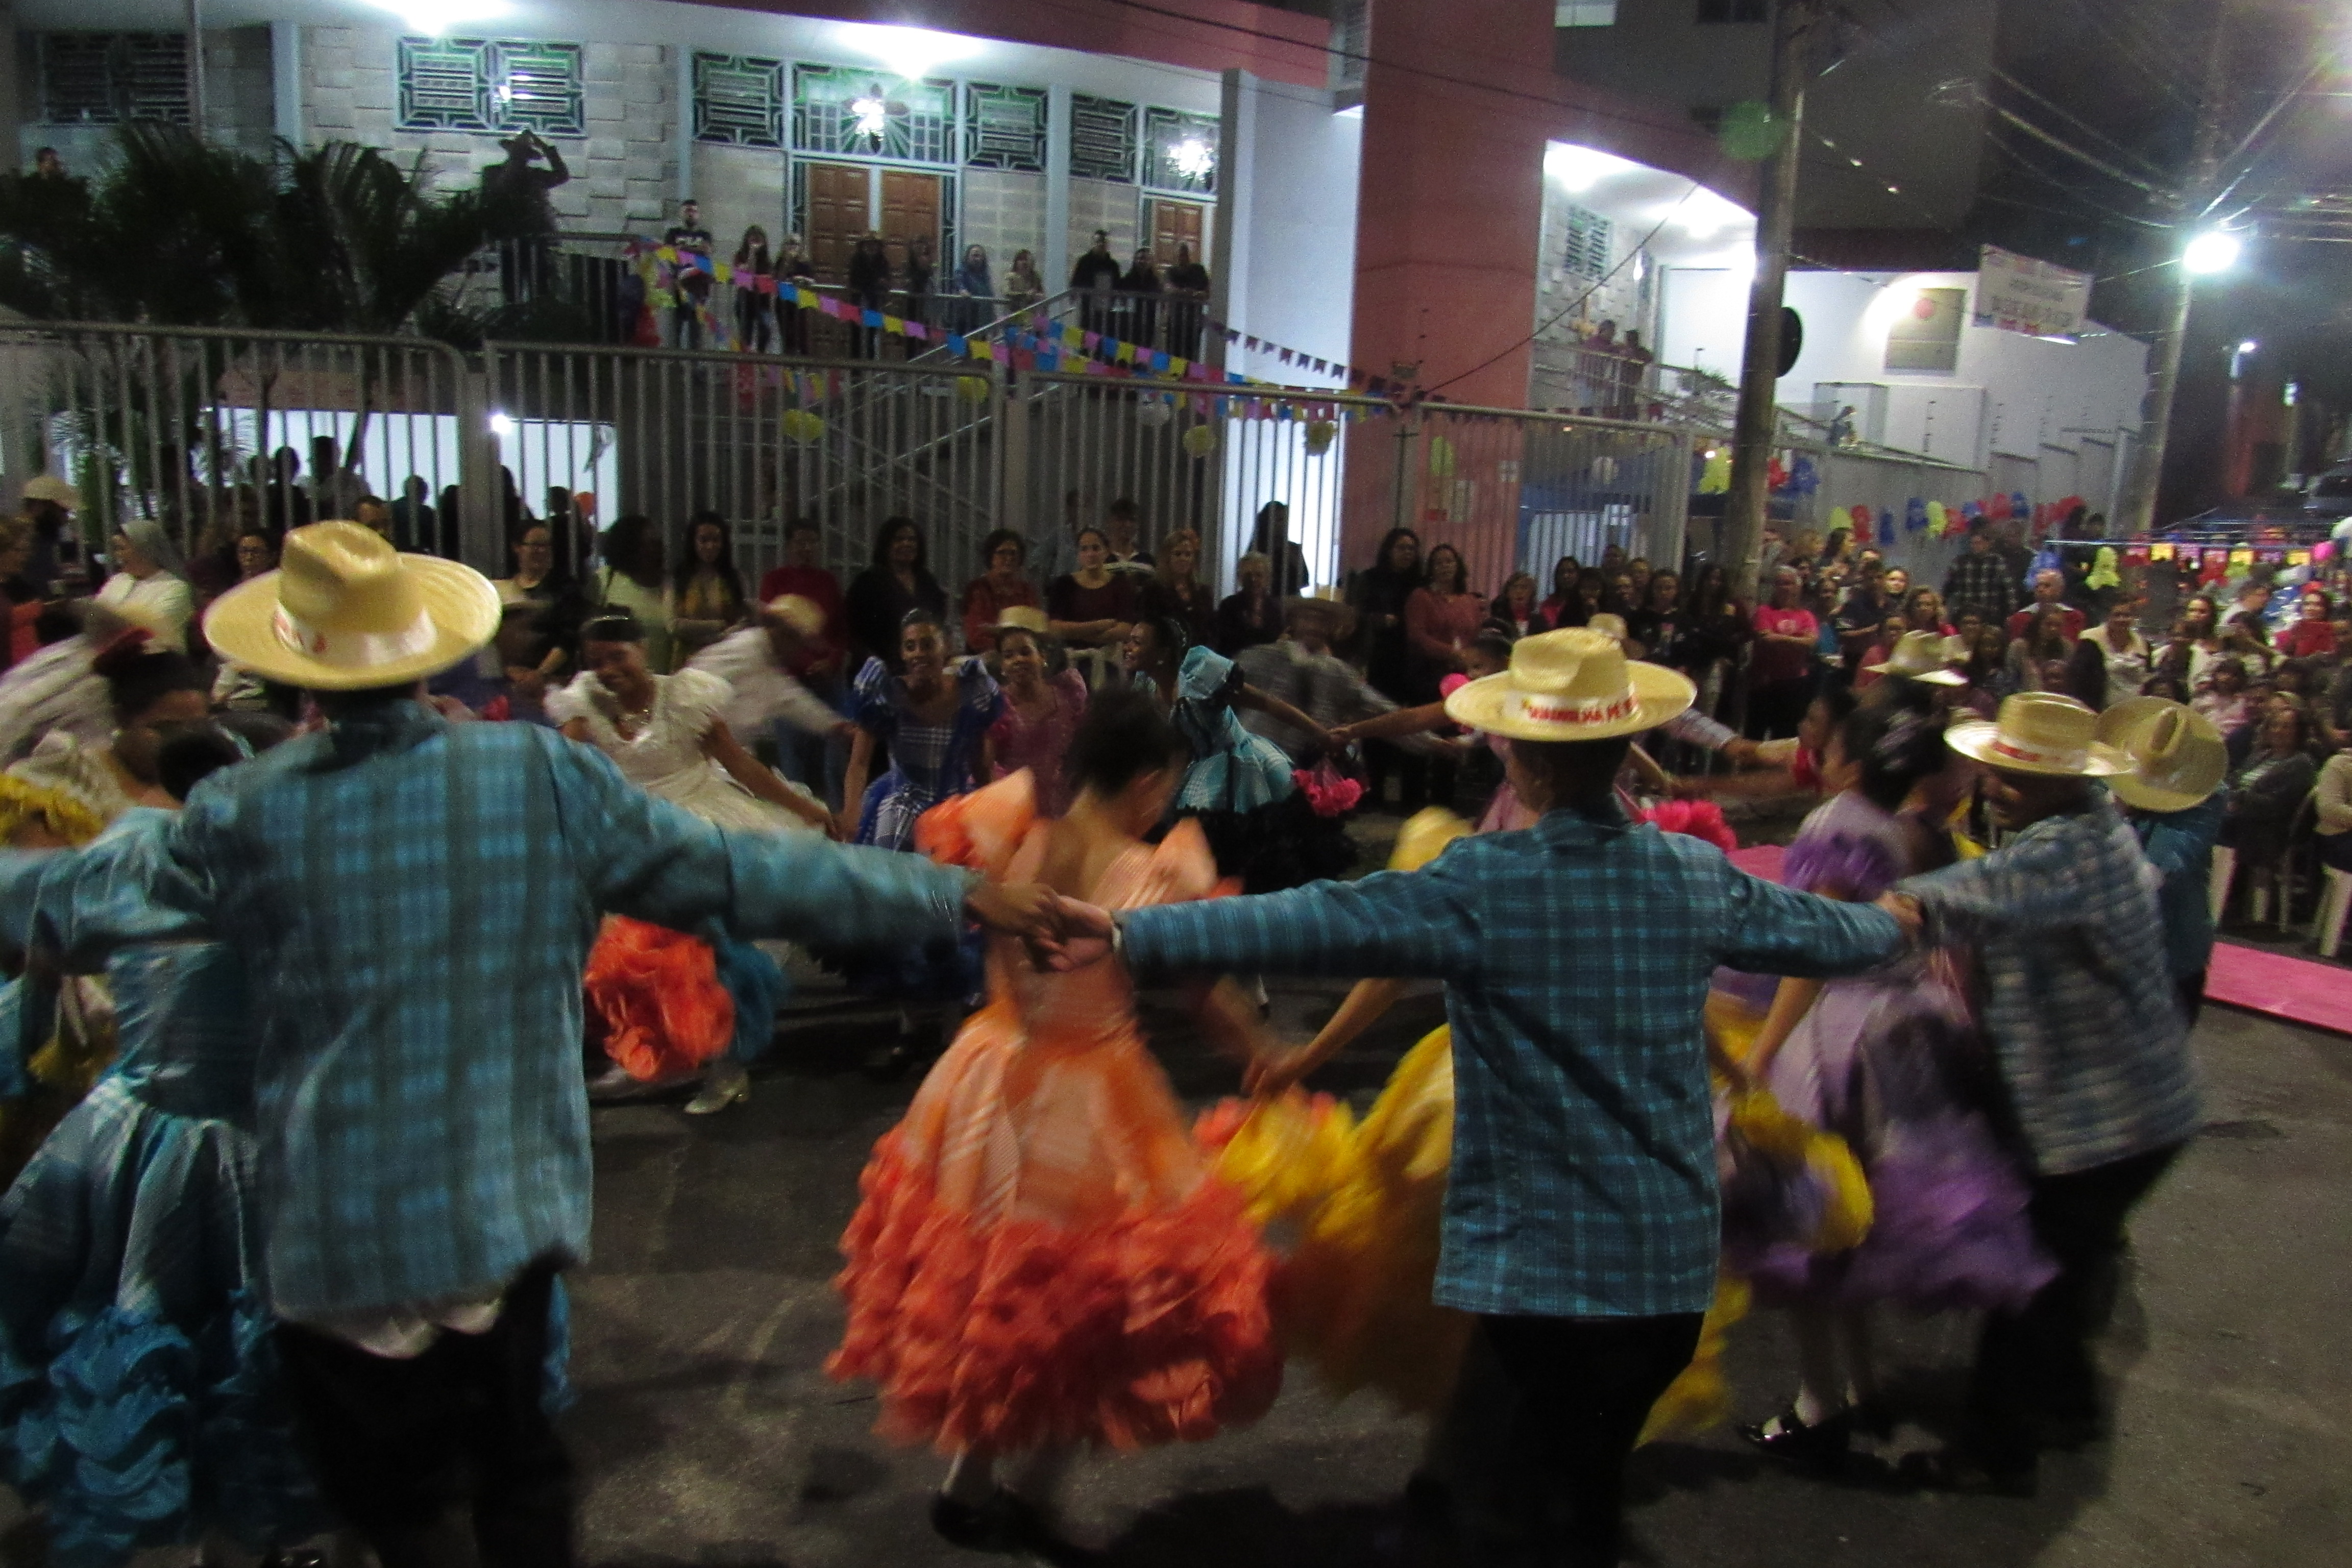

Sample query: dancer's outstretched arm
[1246,976,1406,1096]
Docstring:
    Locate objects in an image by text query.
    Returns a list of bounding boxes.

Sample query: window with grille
[1697,0,1769,22]
[694,53,785,148]
[1069,94,1138,184]
[965,83,1048,172]
[793,65,954,163]
[1142,107,1218,194]
[1563,206,1612,279]
[36,33,190,125]
[396,38,584,137]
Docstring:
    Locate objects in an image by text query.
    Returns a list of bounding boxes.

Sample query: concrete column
[270,20,303,149]
[675,46,693,208]
[0,4,24,170]
[1209,68,1251,375]
[1043,84,1071,292]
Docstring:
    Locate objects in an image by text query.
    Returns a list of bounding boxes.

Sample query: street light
[2183,231,2243,275]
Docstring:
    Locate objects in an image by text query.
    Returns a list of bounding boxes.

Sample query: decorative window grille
[1556,2,1619,24]
[694,53,785,147]
[396,38,584,137]
[964,83,1048,172]
[1696,0,1769,22]
[1329,1,1369,94]
[1141,107,1218,195]
[793,65,954,163]
[37,33,190,125]
[1563,206,1613,279]
[1069,94,1138,184]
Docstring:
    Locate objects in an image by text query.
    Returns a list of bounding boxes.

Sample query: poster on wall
[1973,246,2093,340]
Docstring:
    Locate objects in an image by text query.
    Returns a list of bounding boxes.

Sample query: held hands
[1243,1044,1315,1098]
[1032,895,1117,971]
[1873,891,1924,944]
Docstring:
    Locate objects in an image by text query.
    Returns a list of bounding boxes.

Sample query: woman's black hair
[1066,684,1187,800]
[1839,703,1949,812]
[156,722,249,804]
[600,514,664,589]
[870,514,929,573]
[582,611,646,644]
[1373,526,1421,575]
[90,638,206,723]
[1422,542,1467,593]
[1134,614,1190,664]
[1073,525,1111,551]
[672,511,746,605]
[1467,630,1515,667]
[1247,500,1291,553]
[979,527,1027,565]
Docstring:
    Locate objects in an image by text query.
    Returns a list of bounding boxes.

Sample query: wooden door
[804,162,871,283]
[878,169,943,276]
[1149,200,1205,268]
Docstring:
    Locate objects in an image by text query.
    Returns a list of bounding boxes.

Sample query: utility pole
[1721,0,1818,606]
[2116,0,2233,536]
[185,0,208,136]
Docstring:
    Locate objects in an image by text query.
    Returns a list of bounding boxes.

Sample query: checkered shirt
[1901,797,2200,1175]
[0,701,973,1318]
[1121,807,1904,1318]
[1942,549,2019,626]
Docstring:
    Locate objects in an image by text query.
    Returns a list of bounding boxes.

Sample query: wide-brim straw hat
[987,604,1051,639]
[1585,612,1629,643]
[1866,629,1967,686]
[203,520,501,690]
[763,593,827,640]
[1946,691,2130,778]
[1282,593,1357,639]
[1444,626,1693,743]
[2098,696,2228,813]
[20,475,80,509]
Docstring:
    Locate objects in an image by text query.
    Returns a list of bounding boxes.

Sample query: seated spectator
[671,512,751,665]
[2192,657,2253,738]
[1833,561,1896,670]
[1137,527,1216,652]
[2316,743,2352,873]
[2277,588,2337,660]
[1903,585,1955,639]
[1101,498,1155,575]
[1538,556,1582,626]
[2004,568,2084,644]
[1486,571,1547,640]
[960,527,1041,653]
[1956,623,2014,718]
[2140,671,2190,703]
[2174,593,2226,690]
[2219,702,2318,886]
[1624,571,1682,661]
[1045,526,1137,653]
[1560,568,1606,627]
[757,517,848,660]
[1216,551,1284,655]
[2078,598,2153,710]
[95,520,195,653]
[2005,603,2074,694]
[2217,576,2273,641]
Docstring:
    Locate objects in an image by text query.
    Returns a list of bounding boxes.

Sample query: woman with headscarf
[951,244,993,335]
[95,521,194,653]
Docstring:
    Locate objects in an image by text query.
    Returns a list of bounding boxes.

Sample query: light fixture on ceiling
[1170,137,1215,181]
[834,22,982,81]
[849,95,890,140]
[1542,142,1637,193]
[2182,230,2242,275]
[377,0,508,35]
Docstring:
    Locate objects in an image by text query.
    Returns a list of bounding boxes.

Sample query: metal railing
[0,321,1694,618]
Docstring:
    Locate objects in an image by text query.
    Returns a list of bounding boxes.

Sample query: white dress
[547,667,818,835]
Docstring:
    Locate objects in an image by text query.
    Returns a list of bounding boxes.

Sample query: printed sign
[1974,245,2093,340]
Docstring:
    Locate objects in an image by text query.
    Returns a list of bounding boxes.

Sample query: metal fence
[0,321,1694,615]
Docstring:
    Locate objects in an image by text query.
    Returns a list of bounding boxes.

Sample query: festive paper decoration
[2290,548,2314,568]
[1137,398,1173,428]
[1876,507,1896,547]
[1428,435,1458,478]
[1925,501,1949,537]
[1904,497,1928,534]
[1699,451,1732,493]
[955,375,990,405]
[780,409,825,444]
[1182,423,1218,458]
[1787,454,1820,496]
[2150,542,2175,561]
[1305,419,1338,456]
[2087,547,2120,591]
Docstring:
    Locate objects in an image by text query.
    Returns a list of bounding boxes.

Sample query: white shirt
[95,571,194,652]
[2081,625,2151,709]
[684,625,842,741]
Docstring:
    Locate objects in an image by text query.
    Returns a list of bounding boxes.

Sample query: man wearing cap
[1892,691,2200,1494]
[0,522,1065,1568]
[685,592,855,767]
[1049,628,1914,1568]
[2099,698,2230,1021]
[17,474,82,597]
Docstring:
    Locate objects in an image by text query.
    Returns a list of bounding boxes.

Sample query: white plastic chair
[2208,845,2235,926]
[2316,863,2352,959]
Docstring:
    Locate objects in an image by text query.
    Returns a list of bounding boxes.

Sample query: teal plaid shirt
[0,702,973,1318]
[1121,807,1904,1318]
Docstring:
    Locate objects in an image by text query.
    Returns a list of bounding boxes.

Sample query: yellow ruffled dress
[1207,810,1768,1441]
[0,776,114,1187]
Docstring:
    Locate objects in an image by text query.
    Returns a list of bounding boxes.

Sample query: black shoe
[1898,1447,2038,1498]
[931,1489,1068,1556]
[1402,1470,1452,1527]
[1737,1406,1853,1470]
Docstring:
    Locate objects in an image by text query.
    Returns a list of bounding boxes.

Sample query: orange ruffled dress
[827,773,1283,1454]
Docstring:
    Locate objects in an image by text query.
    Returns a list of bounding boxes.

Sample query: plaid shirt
[1902,797,2200,1175]
[1121,807,1904,1318]
[1943,548,2019,626]
[0,702,973,1318]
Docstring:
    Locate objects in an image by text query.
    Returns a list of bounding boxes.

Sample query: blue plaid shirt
[1121,807,1904,1318]
[1902,797,2200,1175]
[0,702,974,1318]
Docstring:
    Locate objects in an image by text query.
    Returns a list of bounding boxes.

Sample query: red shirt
[756,564,846,674]
[2005,603,2084,644]
[1750,604,1818,685]
[2278,618,2337,659]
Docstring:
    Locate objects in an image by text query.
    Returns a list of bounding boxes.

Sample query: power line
[1986,67,2173,181]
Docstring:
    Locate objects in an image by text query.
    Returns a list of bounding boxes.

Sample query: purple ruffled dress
[1725,791,2055,1312]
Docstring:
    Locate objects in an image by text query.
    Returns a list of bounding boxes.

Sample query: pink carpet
[2206,942,2352,1037]
[1730,837,2351,1036]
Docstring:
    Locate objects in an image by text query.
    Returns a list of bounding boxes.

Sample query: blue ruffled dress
[0,811,322,1568]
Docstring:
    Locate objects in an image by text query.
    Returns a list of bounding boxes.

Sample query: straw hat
[20,475,80,509]
[1866,629,1966,686]
[1282,593,1357,639]
[986,604,1051,639]
[202,521,501,690]
[1585,612,1629,643]
[1443,627,1693,742]
[763,593,827,640]
[1945,691,2129,778]
[2097,697,2228,813]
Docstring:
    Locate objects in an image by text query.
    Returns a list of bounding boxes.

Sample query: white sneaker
[685,1060,750,1115]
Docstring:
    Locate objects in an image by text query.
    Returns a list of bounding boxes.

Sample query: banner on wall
[1973,245,2093,341]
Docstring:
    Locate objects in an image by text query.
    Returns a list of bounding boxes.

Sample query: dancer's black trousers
[1452,1310,1704,1568]
[1968,1142,2182,1473]
[276,1262,573,1568]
